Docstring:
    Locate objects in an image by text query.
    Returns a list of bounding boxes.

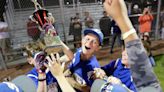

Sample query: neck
[80,52,92,61]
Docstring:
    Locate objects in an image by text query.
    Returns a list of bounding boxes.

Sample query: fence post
[155,0,161,40]
[59,0,67,44]
[0,51,7,70]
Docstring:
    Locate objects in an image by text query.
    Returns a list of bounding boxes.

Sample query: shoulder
[27,68,37,74]
[27,68,38,79]
[87,56,100,67]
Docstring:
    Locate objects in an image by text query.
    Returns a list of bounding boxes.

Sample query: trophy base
[44,45,62,55]
[44,33,62,54]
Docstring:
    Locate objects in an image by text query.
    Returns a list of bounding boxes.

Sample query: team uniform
[27,68,61,92]
[101,58,137,92]
[69,48,100,86]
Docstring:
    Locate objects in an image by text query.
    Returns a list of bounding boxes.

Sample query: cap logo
[3,82,20,92]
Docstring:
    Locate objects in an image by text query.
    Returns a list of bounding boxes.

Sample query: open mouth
[85,46,91,50]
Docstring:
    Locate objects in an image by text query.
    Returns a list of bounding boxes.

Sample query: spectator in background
[27,17,41,41]
[69,17,75,36]
[84,11,94,28]
[0,20,11,61]
[72,13,82,48]
[138,7,153,39]
[99,11,111,46]
[110,20,123,54]
[130,4,141,34]
[142,34,155,67]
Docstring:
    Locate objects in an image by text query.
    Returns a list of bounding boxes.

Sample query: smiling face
[81,33,100,57]
[121,50,129,66]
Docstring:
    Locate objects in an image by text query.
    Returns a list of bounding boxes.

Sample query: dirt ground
[0,40,164,82]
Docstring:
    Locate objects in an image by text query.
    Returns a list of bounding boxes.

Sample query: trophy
[30,0,62,54]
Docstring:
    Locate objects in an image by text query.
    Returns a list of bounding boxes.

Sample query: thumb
[61,62,65,69]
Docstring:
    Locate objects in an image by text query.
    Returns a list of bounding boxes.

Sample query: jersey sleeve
[101,60,116,76]
[126,39,158,87]
[27,68,39,86]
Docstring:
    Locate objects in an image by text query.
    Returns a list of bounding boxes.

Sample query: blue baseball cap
[0,82,23,92]
[91,79,129,92]
[0,75,37,92]
[83,28,104,45]
[11,75,37,92]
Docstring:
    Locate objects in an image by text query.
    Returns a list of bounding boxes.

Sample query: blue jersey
[69,48,100,86]
[101,58,137,92]
[27,68,61,92]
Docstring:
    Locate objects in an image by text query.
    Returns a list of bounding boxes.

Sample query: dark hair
[24,40,45,57]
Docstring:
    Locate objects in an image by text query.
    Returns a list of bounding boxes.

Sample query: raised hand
[45,53,65,78]
[92,68,106,79]
[107,76,122,84]
[103,0,128,20]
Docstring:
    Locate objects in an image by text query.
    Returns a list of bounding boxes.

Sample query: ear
[95,45,101,52]
[27,57,33,65]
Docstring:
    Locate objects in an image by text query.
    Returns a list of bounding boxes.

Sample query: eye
[83,37,90,42]
[92,40,98,45]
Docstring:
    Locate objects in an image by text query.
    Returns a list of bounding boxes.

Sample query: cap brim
[84,29,101,45]
[11,75,37,92]
[91,79,106,92]
[91,79,129,92]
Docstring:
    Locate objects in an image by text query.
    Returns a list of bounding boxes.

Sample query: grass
[154,54,164,90]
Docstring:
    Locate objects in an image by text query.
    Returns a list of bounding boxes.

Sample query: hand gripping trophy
[30,0,62,54]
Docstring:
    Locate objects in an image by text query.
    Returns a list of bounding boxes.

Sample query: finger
[44,62,49,68]
[56,53,60,64]
[56,53,60,60]
[93,70,96,74]
[61,62,65,68]
[94,68,98,71]
[46,56,53,65]
[50,53,56,61]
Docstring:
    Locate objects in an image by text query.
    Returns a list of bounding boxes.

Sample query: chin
[82,50,88,55]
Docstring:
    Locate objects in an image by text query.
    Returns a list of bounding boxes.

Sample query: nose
[85,40,92,47]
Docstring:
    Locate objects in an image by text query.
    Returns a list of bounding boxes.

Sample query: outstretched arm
[103,0,161,89]
[45,53,75,92]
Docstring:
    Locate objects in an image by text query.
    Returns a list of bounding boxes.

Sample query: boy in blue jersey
[64,28,104,91]
[93,50,137,92]
[25,42,62,92]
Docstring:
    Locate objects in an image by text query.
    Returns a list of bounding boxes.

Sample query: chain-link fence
[0,0,163,69]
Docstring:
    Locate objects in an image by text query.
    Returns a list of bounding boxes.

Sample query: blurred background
[0,0,164,89]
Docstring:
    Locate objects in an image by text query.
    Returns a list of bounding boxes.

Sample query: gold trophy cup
[31,0,62,54]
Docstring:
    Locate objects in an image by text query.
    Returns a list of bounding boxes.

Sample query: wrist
[55,74,65,80]
[122,28,136,40]
[38,78,46,82]
[38,73,46,79]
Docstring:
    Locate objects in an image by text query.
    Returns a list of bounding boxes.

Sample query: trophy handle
[31,0,42,10]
